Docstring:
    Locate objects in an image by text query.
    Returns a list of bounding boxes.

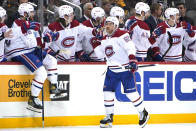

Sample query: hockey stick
[40,48,45,128]
[161,31,173,60]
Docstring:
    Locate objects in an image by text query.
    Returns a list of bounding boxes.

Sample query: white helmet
[165,8,179,19]
[135,2,150,15]
[91,7,105,20]
[110,6,125,17]
[58,5,74,18]
[0,6,6,18]
[18,3,34,17]
[105,16,119,27]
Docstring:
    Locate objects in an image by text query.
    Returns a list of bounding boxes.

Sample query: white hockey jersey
[5,19,37,60]
[81,19,105,61]
[183,30,196,61]
[0,23,8,61]
[94,29,136,73]
[46,20,94,62]
[124,16,151,59]
[149,21,196,62]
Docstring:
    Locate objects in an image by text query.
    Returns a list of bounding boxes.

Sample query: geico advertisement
[116,70,196,102]
[0,74,70,102]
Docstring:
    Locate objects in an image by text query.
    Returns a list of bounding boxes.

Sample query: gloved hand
[23,21,41,32]
[125,18,137,31]
[152,47,164,61]
[43,31,59,43]
[152,26,166,38]
[91,37,101,49]
[126,54,138,72]
[95,25,103,40]
[181,21,195,37]
[75,50,92,62]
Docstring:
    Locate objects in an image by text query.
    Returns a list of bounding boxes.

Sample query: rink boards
[0,62,196,128]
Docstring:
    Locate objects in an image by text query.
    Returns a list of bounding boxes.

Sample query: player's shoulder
[137,20,150,31]
[112,29,129,38]
[82,19,93,27]
[0,23,7,28]
[14,19,24,26]
[70,20,80,28]
[48,21,64,31]
[156,22,169,29]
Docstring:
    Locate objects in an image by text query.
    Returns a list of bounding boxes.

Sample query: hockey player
[110,6,125,28]
[5,3,64,113]
[43,5,95,62]
[124,2,151,62]
[92,16,149,128]
[81,7,105,61]
[0,7,13,62]
[149,8,196,62]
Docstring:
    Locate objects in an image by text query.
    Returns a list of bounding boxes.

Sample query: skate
[50,83,67,101]
[100,114,113,128]
[26,96,43,113]
[139,108,150,128]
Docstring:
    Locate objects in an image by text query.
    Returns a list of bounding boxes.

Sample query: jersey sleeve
[119,33,136,56]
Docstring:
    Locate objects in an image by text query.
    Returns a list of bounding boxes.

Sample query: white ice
[1,123,196,131]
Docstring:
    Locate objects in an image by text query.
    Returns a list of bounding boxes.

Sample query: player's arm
[120,33,138,72]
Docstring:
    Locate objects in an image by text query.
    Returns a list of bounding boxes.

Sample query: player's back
[5,19,37,59]
[125,16,151,58]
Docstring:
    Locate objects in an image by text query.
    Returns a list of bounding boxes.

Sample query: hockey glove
[125,18,137,31]
[151,47,163,61]
[95,25,103,40]
[23,21,41,32]
[91,37,101,49]
[181,22,195,37]
[126,54,138,72]
[76,50,92,62]
[152,26,166,38]
[43,31,59,43]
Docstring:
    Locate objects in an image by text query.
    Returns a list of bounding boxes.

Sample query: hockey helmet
[110,6,125,18]
[18,3,34,18]
[165,8,179,20]
[91,7,105,20]
[105,16,119,27]
[58,5,74,18]
[135,2,150,15]
[0,6,6,19]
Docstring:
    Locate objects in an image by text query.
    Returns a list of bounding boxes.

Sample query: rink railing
[0,62,196,128]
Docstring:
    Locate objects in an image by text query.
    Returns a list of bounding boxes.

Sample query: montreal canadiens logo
[105,46,115,58]
[61,37,75,48]
[168,35,181,45]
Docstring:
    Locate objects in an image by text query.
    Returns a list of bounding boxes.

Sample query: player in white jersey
[0,7,12,62]
[110,6,125,28]
[5,3,65,113]
[43,5,93,62]
[149,8,196,62]
[124,2,151,62]
[183,26,196,61]
[81,7,105,61]
[92,16,149,128]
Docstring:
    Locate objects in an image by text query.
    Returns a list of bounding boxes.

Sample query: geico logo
[8,79,31,88]
[135,71,196,101]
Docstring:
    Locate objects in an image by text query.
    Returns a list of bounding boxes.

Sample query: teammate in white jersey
[0,7,12,62]
[183,26,196,61]
[81,7,105,61]
[5,3,65,113]
[43,5,93,62]
[149,8,196,62]
[92,16,149,128]
[110,6,125,28]
[124,2,151,62]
